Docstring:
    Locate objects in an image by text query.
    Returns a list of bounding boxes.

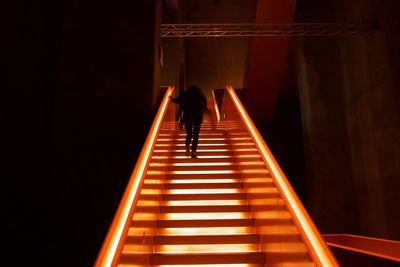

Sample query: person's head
[187,85,201,94]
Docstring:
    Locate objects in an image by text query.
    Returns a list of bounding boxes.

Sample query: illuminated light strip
[154,265,259,267]
[155,244,259,253]
[132,212,158,220]
[212,89,221,122]
[226,86,338,267]
[136,200,159,206]
[161,212,249,220]
[245,187,278,193]
[160,133,232,135]
[155,143,253,147]
[153,149,227,152]
[94,86,174,267]
[150,161,263,167]
[158,133,227,136]
[151,155,260,159]
[157,139,233,142]
[261,242,310,252]
[153,148,257,152]
[164,200,246,206]
[147,169,268,175]
[159,227,254,236]
[157,138,234,141]
[166,178,239,184]
[251,211,292,219]
[166,188,241,194]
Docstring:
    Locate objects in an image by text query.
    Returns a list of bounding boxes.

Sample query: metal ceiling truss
[161,23,375,37]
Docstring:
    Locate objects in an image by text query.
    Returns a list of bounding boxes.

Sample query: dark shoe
[185,146,191,156]
[191,152,198,158]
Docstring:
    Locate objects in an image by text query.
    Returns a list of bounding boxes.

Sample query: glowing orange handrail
[226,85,339,267]
[95,86,175,267]
[211,89,221,122]
[324,234,400,262]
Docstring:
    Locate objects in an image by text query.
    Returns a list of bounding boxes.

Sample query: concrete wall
[295,0,400,239]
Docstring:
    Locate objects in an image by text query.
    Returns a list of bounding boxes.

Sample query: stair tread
[153,234,260,244]
[158,218,255,227]
[160,205,251,212]
[118,252,266,265]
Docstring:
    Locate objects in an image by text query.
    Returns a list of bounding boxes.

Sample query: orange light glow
[212,89,221,122]
[226,86,338,267]
[158,137,251,141]
[154,265,258,267]
[164,200,246,206]
[152,155,260,159]
[147,169,267,175]
[155,143,253,147]
[156,244,259,253]
[153,148,257,152]
[150,162,263,167]
[94,86,174,267]
[166,189,241,194]
[159,227,253,236]
[159,132,228,136]
[161,212,248,220]
[166,178,239,184]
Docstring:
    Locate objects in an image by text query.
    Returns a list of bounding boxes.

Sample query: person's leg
[191,121,201,158]
[184,119,192,156]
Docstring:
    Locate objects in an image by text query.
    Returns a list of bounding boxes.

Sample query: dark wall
[295,0,400,239]
[253,47,308,205]
[4,0,161,266]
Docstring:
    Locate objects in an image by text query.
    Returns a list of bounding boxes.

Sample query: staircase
[117,121,316,266]
[95,86,338,267]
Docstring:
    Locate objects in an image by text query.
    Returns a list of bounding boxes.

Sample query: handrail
[211,89,221,122]
[324,234,400,262]
[226,85,339,267]
[95,86,175,267]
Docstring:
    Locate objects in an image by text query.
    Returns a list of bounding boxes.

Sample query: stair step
[150,265,265,267]
[157,138,252,144]
[164,182,243,189]
[152,151,259,157]
[150,161,264,167]
[146,252,266,265]
[162,193,247,201]
[163,199,247,206]
[154,234,260,245]
[155,143,255,149]
[263,251,313,264]
[154,243,260,253]
[147,171,269,180]
[149,163,265,171]
[157,133,250,139]
[159,212,251,220]
[158,218,255,228]
[165,178,241,184]
[157,226,254,236]
[164,188,243,193]
[160,205,251,213]
[151,155,261,163]
[140,192,279,201]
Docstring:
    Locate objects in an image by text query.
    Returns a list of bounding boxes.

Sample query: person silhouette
[170,85,208,158]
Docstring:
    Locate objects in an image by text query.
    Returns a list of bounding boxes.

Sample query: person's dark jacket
[171,86,208,122]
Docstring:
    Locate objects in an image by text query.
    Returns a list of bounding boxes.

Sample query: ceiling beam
[161,23,376,37]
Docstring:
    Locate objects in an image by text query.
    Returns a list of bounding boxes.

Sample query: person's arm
[169,95,181,103]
